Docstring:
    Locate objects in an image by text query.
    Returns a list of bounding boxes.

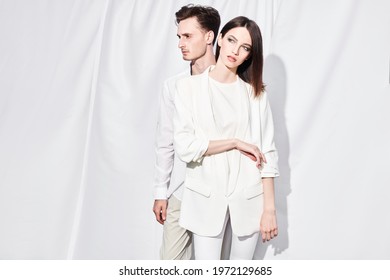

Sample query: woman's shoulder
[238,78,255,97]
[240,79,268,101]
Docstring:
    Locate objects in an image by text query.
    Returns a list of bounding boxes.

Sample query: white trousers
[193,211,259,260]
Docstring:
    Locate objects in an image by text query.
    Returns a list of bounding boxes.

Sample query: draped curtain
[0,0,389,259]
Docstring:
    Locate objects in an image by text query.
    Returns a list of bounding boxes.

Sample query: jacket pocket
[244,182,263,199]
[184,178,211,198]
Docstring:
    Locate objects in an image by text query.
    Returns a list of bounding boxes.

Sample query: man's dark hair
[175,4,220,45]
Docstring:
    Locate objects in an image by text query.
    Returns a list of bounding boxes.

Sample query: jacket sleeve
[259,91,279,178]
[173,79,209,163]
[153,80,174,199]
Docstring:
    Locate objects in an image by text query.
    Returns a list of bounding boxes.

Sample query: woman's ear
[217,33,222,47]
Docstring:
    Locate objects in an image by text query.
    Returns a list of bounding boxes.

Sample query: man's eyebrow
[177,33,191,37]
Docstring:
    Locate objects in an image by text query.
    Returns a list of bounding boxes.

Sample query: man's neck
[190,51,216,75]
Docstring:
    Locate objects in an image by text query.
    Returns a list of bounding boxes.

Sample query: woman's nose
[232,46,239,55]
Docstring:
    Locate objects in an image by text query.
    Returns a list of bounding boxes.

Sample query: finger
[159,212,165,225]
[254,152,261,168]
[153,208,159,220]
[155,210,163,224]
[240,151,256,161]
[260,152,267,164]
[257,159,263,169]
[153,206,163,224]
[263,231,270,242]
[261,231,267,242]
[266,231,271,241]
[161,207,167,222]
[156,213,163,225]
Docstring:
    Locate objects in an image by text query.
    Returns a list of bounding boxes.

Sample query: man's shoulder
[176,70,206,87]
[164,69,190,86]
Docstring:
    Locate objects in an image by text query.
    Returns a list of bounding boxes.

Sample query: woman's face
[218,27,252,69]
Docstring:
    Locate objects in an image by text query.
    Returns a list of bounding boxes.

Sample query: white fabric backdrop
[0,0,389,259]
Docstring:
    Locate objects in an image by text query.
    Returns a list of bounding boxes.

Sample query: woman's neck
[208,60,237,83]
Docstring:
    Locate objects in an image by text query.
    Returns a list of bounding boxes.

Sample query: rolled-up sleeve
[259,92,279,177]
[173,79,209,163]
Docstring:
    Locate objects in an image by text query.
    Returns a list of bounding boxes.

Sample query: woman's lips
[227,55,237,62]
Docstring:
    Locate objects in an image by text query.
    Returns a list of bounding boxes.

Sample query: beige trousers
[160,195,192,260]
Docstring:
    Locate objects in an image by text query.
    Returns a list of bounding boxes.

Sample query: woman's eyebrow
[228,35,252,47]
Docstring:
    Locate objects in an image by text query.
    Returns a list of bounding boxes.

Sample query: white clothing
[193,213,259,260]
[194,232,259,260]
[153,70,190,200]
[173,66,279,237]
[208,77,243,195]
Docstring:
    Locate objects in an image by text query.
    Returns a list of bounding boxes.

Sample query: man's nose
[178,38,184,48]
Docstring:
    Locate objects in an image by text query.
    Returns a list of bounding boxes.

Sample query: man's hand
[153,199,168,225]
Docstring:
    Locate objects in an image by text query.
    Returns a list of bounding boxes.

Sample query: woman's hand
[236,139,267,168]
[260,209,278,242]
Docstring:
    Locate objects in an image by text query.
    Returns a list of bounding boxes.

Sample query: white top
[153,70,189,200]
[208,77,241,135]
[208,76,243,194]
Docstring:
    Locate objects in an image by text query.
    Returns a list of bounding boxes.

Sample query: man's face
[177,17,209,61]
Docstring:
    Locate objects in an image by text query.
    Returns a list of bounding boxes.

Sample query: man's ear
[206,30,214,45]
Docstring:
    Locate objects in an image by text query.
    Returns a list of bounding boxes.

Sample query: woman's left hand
[260,209,278,242]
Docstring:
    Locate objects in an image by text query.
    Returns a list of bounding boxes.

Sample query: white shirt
[209,77,242,194]
[153,70,190,200]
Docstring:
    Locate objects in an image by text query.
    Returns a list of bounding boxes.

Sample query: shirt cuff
[153,187,168,200]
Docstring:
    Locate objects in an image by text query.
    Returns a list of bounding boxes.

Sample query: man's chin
[182,56,192,61]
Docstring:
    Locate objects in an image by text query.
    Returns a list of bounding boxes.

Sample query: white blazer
[173,66,279,237]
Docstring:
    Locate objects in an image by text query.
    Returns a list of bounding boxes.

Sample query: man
[153,4,220,260]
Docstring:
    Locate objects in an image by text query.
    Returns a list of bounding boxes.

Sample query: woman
[173,16,279,259]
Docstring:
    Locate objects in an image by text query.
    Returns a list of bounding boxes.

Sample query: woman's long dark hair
[216,16,265,97]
